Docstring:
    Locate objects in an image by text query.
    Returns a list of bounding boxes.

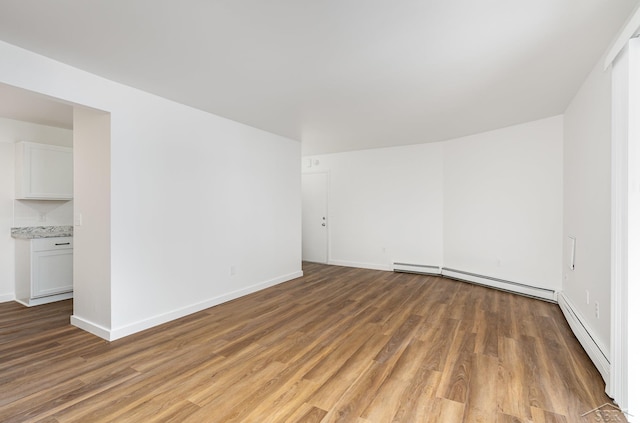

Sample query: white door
[302,173,328,263]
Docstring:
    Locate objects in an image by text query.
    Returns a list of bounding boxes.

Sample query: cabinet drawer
[31,237,73,252]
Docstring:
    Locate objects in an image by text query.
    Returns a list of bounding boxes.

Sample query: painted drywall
[443,116,563,291]
[563,57,612,357]
[0,116,73,147]
[0,40,302,340]
[13,200,73,227]
[0,117,74,301]
[302,116,563,291]
[71,108,111,334]
[0,142,13,301]
[303,143,444,270]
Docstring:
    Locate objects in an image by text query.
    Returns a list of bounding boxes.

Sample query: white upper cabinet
[15,141,73,200]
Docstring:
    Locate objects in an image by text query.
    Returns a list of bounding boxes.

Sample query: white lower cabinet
[15,237,73,306]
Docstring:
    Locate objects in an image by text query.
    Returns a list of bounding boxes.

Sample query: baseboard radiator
[557,292,610,385]
[392,262,442,275]
[392,263,557,302]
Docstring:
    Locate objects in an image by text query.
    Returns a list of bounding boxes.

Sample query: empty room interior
[0,1,639,422]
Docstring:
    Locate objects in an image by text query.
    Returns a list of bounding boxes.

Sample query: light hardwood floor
[0,262,615,422]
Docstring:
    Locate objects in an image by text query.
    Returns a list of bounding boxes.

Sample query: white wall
[0,142,13,301]
[109,97,302,336]
[443,116,564,291]
[13,200,73,227]
[0,40,302,340]
[303,143,444,270]
[563,58,612,357]
[302,116,563,294]
[0,117,74,301]
[0,116,72,147]
[72,108,111,334]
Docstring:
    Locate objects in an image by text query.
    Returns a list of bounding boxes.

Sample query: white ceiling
[0,0,638,154]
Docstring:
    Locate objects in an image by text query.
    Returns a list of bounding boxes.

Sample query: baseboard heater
[392,262,441,275]
[557,293,609,383]
[392,263,557,302]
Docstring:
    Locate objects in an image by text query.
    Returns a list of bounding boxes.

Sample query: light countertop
[11,226,73,239]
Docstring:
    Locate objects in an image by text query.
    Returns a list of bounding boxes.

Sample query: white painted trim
[105,271,303,342]
[610,41,629,404]
[558,292,611,384]
[15,291,73,307]
[441,268,556,301]
[70,315,112,340]
[328,259,392,272]
[604,3,640,69]
[625,37,640,420]
[0,293,15,303]
[609,38,640,414]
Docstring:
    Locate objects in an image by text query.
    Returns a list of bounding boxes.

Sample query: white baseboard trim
[70,315,112,340]
[101,270,304,342]
[441,267,557,301]
[0,293,15,303]
[557,292,610,384]
[328,259,391,271]
[15,292,73,307]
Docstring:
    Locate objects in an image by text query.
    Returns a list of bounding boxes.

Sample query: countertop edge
[11,226,74,239]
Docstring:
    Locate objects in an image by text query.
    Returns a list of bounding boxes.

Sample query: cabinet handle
[54,242,71,246]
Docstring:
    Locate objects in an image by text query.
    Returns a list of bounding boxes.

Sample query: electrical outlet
[595,301,600,319]
[38,213,46,222]
[230,265,237,276]
[586,290,590,305]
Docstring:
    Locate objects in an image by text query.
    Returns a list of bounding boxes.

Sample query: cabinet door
[31,249,73,298]
[16,142,73,199]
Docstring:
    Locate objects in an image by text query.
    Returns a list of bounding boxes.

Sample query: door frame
[610,36,639,414]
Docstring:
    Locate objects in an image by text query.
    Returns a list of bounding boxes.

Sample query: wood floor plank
[416,316,459,372]
[436,329,476,403]
[317,360,396,423]
[362,338,434,422]
[428,397,466,423]
[240,379,321,423]
[390,369,441,422]
[530,407,569,423]
[497,336,533,420]
[291,405,326,423]
[0,262,614,422]
[462,353,499,422]
[497,413,525,423]
[305,329,390,410]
